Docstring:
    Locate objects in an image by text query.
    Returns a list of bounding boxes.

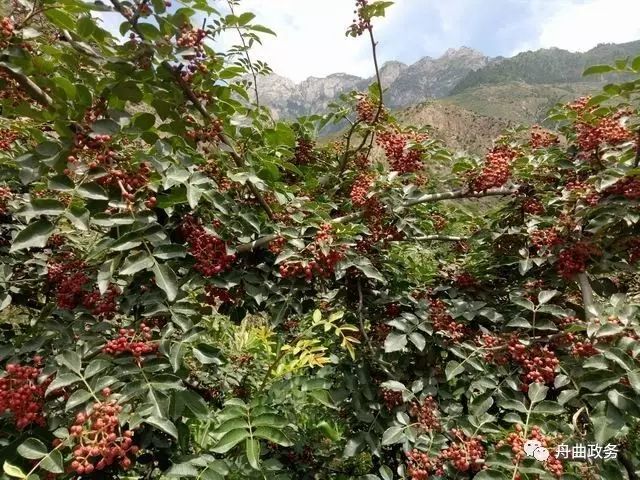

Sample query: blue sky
[98,0,640,82]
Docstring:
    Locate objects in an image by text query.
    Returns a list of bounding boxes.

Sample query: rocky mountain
[257,40,640,124]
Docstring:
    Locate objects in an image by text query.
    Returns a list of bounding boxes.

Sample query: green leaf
[178,390,208,417]
[583,64,615,76]
[17,438,47,459]
[60,351,82,372]
[445,360,465,381]
[384,332,407,352]
[252,414,288,428]
[3,461,26,479]
[165,462,199,477]
[245,438,260,470]
[527,383,548,403]
[145,416,178,439]
[77,183,109,200]
[538,290,558,305]
[45,9,76,30]
[91,119,120,135]
[113,81,144,102]
[121,252,154,275]
[253,426,292,446]
[381,426,404,445]
[10,220,55,252]
[41,449,64,474]
[533,400,564,415]
[84,359,111,379]
[212,429,250,453]
[46,373,82,396]
[154,245,187,260]
[65,389,92,411]
[153,263,179,301]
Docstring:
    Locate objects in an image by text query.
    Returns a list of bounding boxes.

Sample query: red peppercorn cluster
[604,175,640,200]
[103,324,158,361]
[430,299,466,341]
[0,17,14,46]
[575,115,633,153]
[203,285,236,306]
[82,284,120,319]
[555,242,600,279]
[67,400,138,475]
[431,213,447,231]
[454,272,476,288]
[199,160,234,192]
[497,425,563,477]
[508,338,559,388]
[347,0,371,36]
[379,387,403,410]
[353,152,370,170]
[627,238,640,263]
[475,333,508,364]
[180,216,236,277]
[566,96,592,113]
[294,137,315,165]
[522,197,544,215]
[268,236,286,255]
[279,225,345,281]
[356,94,381,124]
[186,119,222,144]
[570,336,598,357]
[440,429,485,473]
[0,361,51,429]
[350,173,374,208]
[47,255,90,309]
[384,303,400,318]
[470,146,519,192]
[177,22,206,48]
[376,128,427,174]
[370,322,391,343]
[530,228,563,251]
[0,186,12,215]
[530,125,559,149]
[0,129,19,150]
[0,71,32,105]
[408,396,441,432]
[405,449,443,480]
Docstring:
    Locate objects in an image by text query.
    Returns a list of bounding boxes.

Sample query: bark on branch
[577,272,596,320]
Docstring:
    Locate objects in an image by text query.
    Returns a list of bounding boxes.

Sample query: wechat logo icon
[524,440,550,461]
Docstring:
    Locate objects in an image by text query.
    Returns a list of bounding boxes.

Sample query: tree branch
[404,235,465,242]
[0,63,53,107]
[403,186,518,207]
[226,0,260,108]
[576,272,596,321]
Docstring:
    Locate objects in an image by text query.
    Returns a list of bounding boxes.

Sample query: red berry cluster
[0,129,19,150]
[0,186,12,215]
[279,225,345,281]
[454,272,476,288]
[569,336,598,357]
[186,119,222,144]
[405,449,443,480]
[203,285,236,306]
[356,94,380,124]
[508,338,559,389]
[0,361,51,429]
[347,0,371,36]
[470,146,519,192]
[180,216,236,277]
[199,160,233,192]
[497,425,563,477]
[431,214,447,231]
[350,173,374,208]
[575,115,632,153]
[268,236,286,255]
[440,429,486,473]
[628,238,640,264]
[430,299,466,341]
[82,284,120,319]
[0,70,32,105]
[556,242,600,279]
[294,137,315,165]
[605,175,640,200]
[67,400,138,475]
[384,303,400,318]
[475,333,508,364]
[522,197,544,215]
[103,324,157,361]
[177,22,206,48]
[566,96,592,114]
[353,152,370,170]
[530,228,563,251]
[379,388,403,410]
[0,17,14,45]
[83,97,107,125]
[47,255,90,310]
[409,396,441,432]
[530,125,559,149]
[377,128,427,174]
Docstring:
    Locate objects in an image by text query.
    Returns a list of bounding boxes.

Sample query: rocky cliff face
[256,47,490,119]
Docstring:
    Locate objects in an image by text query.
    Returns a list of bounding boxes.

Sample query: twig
[634,128,640,168]
[619,447,639,480]
[226,0,260,108]
[401,235,465,242]
[357,279,373,353]
[576,272,596,321]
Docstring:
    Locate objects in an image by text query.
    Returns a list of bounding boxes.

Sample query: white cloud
[532,0,640,52]
[222,0,397,82]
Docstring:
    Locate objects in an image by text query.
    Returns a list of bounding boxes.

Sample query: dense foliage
[0,1,639,479]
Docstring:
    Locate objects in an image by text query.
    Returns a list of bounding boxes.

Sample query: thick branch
[576,272,596,320]
[406,235,465,242]
[403,186,518,207]
[0,63,53,107]
[235,234,278,254]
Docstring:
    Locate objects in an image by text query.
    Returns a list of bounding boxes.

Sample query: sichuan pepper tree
[0,0,639,479]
